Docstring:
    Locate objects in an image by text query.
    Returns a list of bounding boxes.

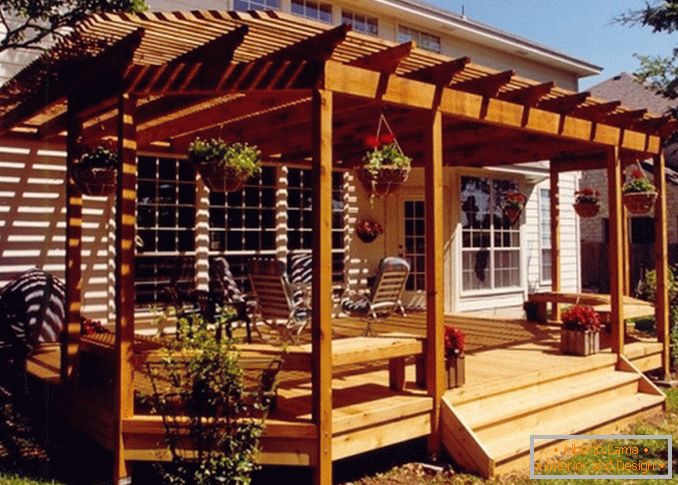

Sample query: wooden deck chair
[248,258,309,344]
[287,253,313,307]
[341,257,409,336]
[209,257,254,343]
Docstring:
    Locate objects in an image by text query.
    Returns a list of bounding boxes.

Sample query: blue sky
[427,0,675,89]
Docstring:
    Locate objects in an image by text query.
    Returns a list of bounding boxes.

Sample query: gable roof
[589,72,676,115]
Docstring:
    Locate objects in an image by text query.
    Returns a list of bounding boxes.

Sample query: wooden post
[549,166,561,321]
[621,205,631,295]
[653,153,670,378]
[113,93,137,485]
[606,146,624,355]
[425,108,444,457]
[62,99,82,383]
[311,89,333,485]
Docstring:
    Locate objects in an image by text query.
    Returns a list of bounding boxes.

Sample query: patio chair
[288,253,313,307]
[209,257,254,343]
[341,256,409,336]
[248,258,309,344]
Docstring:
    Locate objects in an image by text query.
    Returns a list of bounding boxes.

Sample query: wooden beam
[606,146,624,355]
[537,92,590,114]
[406,57,470,85]
[62,99,82,384]
[498,81,553,106]
[311,89,333,485]
[264,24,349,62]
[549,165,561,321]
[425,108,444,458]
[451,70,514,97]
[654,152,670,378]
[571,101,622,121]
[113,93,137,485]
[550,151,607,172]
[633,115,672,134]
[349,42,414,74]
[1,28,144,135]
[604,109,647,128]
[172,25,248,63]
[622,205,630,295]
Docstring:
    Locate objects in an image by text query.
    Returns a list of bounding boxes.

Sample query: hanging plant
[573,188,600,218]
[622,166,657,215]
[71,142,117,196]
[188,138,261,192]
[502,191,527,225]
[355,218,384,243]
[355,114,411,200]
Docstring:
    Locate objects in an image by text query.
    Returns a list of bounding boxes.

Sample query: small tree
[0,1,147,53]
[146,312,279,485]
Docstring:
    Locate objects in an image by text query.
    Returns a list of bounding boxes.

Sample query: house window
[341,9,378,36]
[397,25,441,53]
[234,0,280,10]
[403,200,425,291]
[460,176,521,292]
[208,166,278,290]
[539,188,552,283]
[136,156,196,304]
[287,168,345,282]
[291,0,332,23]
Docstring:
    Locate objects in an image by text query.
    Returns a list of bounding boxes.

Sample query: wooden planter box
[198,164,249,193]
[560,328,600,356]
[445,355,465,389]
[72,166,116,196]
[622,192,657,215]
[573,201,599,218]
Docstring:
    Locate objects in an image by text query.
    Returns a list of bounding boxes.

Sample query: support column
[311,89,333,485]
[62,100,83,383]
[606,147,624,355]
[549,166,561,321]
[654,153,670,378]
[425,108,444,457]
[621,205,631,295]
[113,93,137,485]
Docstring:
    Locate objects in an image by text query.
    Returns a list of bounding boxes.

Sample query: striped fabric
[210,257,246,304]
[0,269,66,357]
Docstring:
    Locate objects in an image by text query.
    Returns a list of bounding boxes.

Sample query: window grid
[397,25,441,53]
[136,156,196,304]
[460,176,521,292]
[403,200,425,291]
[341,9,378,36]
[291,0,332,23]
[233,0,280,10]
[539,188,552,283]
[287,168,345,282]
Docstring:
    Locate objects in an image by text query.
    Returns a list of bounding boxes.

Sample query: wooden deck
[26,312,664,474]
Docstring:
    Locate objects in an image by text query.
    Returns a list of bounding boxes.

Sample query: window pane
[403,200,425,291]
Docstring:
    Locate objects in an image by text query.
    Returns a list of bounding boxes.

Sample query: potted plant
[502,191,527,225]
[622,167,657,215]
[188,138,261,192]
[444,325,466,388]
[573,188,600,218]
[559,304,601,356]
[356,127,411,199]
[355,218,384,243]
[71,143,117,196]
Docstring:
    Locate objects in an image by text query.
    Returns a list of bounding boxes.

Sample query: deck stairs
[440,354,666,478]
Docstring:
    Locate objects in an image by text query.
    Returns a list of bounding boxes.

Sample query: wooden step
[487,392,665,464]
[461,370,640,431]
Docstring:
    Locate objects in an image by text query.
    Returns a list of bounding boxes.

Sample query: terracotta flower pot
[560,328,600,356]
[622,192,657,215]
[72,166,116,196]
[573,201,599,218]
[198,163,249,193]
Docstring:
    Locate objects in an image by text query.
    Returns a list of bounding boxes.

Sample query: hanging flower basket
[502,192,527,225]
[573,188,600,218]
[559,304,601,356]
[622,166,657,215]
[444,326,466,389]
[72,144,117,196]
[355,218,384,243]
[358,115,412,199]
[188,138,261,193]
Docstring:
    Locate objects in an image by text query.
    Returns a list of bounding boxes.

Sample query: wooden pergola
[0,10,674,485]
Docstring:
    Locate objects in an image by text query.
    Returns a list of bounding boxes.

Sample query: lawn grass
[349,388,678,485]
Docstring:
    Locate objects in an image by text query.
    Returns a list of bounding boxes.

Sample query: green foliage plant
[188,138,261,180]
[76,144,118,171]
[362,137,412,176]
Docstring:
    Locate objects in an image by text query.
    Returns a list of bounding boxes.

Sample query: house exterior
[579,73,678,291]
[0,0,602,322]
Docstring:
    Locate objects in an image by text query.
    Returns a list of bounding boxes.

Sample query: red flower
[444,325,465,356]
[562,305,601,332]
[364,135,379,149]
[632,169,644,179]
[379,133,395,145]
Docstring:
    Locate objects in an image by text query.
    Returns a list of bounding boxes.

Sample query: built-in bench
[526,292,655,323]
